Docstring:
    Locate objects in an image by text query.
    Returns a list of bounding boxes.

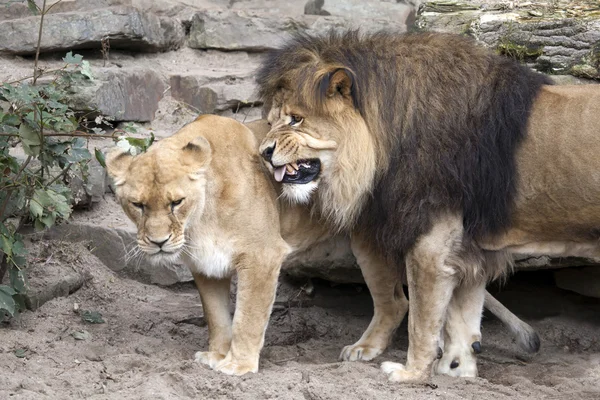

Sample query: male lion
[257,30,600,382]
[106,115,539,377]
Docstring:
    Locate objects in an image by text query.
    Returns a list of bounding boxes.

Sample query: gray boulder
[416,1,600,79]
[188,9,409,52]
[69,68,167,122]
[0,6,185,55]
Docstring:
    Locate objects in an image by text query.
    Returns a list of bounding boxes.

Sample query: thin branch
[0,132,118,138]
[4,66,67,86]
[44,163,71,189]
[44,0,64,14]
[32,0,48,85]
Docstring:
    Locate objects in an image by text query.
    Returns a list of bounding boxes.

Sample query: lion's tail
[484,292,540,354]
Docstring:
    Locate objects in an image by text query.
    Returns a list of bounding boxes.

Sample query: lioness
[257,30,600,382]
[106,115,538,376]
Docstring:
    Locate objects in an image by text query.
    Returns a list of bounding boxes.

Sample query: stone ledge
[0,6,185,55]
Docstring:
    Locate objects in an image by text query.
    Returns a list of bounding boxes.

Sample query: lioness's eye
[289,115,303,127]
[171,198,184,210]
[132,202,144,210]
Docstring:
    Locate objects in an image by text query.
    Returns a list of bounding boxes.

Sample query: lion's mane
[257,31,552,265]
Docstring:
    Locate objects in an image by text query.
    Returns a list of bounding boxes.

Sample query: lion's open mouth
[273,159,321,184]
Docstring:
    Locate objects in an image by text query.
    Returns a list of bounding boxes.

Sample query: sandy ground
[1,239,600,400]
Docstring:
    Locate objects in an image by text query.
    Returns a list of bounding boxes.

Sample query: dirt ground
[1,239,600,400]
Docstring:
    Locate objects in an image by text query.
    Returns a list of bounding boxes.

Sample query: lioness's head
[106,132,211,264]
[257,32,381,229]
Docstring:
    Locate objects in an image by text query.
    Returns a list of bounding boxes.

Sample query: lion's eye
[132,202,144,210]
[171,198,184,211]
[289,115,303,127]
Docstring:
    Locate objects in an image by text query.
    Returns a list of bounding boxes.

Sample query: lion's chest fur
[182,224,236,279]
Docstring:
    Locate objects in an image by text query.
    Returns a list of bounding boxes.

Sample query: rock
[69,68,167,122]
[188,9,408,52]
[315,0,413,22]
[514,255,600,271]
[0,6,185,55]
[43,195,193,286]
[555,267,600,298]
[283,236,362,283]
[69,158,108,208]
[170,73,258,115]
[417,1,600,79]
[305,0,330,16]
[24,253,92,311]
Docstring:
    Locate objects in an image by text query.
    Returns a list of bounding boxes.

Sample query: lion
[256,30,600,382]
[105,114,539,377]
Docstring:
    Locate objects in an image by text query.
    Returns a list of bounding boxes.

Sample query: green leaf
[14,348,27,358]
[64,147,91,163]
[95,148,106,168]
[9,268,27,293]
[0,235,12,257]
[0,285,16,316]
[29,198,43,219]
[19,123,41,156]
[63,52,83,65]
[1,113,20,126]
[34,220,44,231]
[71,330,90,341]
[11,238,26,256]
[40,214,56,228]
[12,255,26,269]
[80,60,94,80]
[81,310,105,324]
[26,0,39,15]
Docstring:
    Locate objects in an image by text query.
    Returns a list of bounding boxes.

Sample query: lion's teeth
[286,164,295,174]
[291,162,299,170]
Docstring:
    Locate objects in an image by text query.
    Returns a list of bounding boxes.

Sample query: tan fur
[106,115,542,377]
[106,115,290,376]
[259,80,600,382]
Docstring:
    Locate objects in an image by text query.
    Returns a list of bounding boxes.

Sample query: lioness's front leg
[193,273,233,369]
[381,216,460,383]
[213,250,286,376]
[340,233,408,361]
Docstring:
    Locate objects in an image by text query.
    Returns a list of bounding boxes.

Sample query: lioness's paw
[340,343,384,361]
[214,359,258,376]
[381,362,428,383]
[194,351,226,369]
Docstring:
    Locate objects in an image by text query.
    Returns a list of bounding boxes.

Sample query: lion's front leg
[192,273,233,369]
[213,249,286,376]
[341,233,408,362]
[435,281,485,377]
[381,216,461,383]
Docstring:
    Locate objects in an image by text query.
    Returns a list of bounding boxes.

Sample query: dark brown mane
[257,30,552,262]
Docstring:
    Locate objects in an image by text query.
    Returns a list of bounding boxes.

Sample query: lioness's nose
[261,143,275,162]
[147,235,170,248]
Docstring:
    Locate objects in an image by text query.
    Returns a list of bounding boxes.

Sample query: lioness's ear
[182,136,212,178]
[320,68,358,107]
[105,147,133,186]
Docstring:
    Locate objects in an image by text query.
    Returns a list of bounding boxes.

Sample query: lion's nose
[261,143,275,162]
[147,235,171,248]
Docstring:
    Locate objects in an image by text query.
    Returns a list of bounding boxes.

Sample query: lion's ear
[105,147,133,186]
[321,68,357,107]
[182,136,212,178]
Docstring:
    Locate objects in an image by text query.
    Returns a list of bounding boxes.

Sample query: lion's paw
[214,359,258,376]
[340,343,384,361]
[194,351,226,369]
[435,343,478,377]
[381,362,428,383]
